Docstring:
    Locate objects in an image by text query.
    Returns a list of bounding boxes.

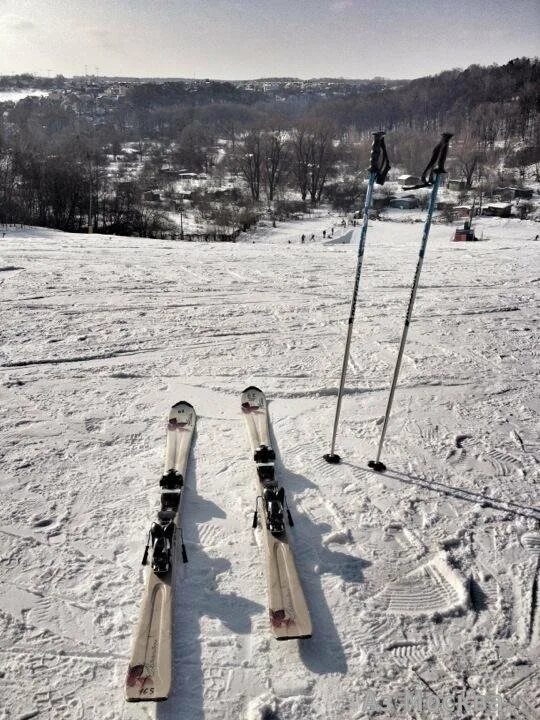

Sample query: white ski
[241,386,312,640]
[125,400,196,702]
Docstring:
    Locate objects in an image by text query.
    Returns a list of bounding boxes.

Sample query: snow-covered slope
[0,219,538,719]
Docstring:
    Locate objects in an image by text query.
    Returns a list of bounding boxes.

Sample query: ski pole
[368,133,453,472]
[324,131,390,464]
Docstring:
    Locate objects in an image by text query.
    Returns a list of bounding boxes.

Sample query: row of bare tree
[0,139,174,235]
[233,124,337,203]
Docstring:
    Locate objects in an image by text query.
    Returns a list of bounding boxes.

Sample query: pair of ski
[125,387,311,703]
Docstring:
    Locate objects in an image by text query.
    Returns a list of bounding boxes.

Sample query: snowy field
[0,218,539,720]
[0,90,50,103]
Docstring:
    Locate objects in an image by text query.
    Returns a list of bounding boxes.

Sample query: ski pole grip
[434,133,453,175]
[369,131,385,173]
[369,131,390,185]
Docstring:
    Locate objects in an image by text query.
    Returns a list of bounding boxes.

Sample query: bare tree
[289,127,310,201]
[262,131,287,202]
[307,124,336,203]
[237,131,263,201]
[452,140,484,189]
[289,123,336,204]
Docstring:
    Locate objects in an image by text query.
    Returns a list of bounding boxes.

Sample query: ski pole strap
[369,131,391,186]
[404,133,453,189]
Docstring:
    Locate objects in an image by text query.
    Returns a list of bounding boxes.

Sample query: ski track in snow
[0,218,538,719]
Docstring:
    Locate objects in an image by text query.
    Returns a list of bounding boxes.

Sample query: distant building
[143,190,162,202]
[389,195,419,209]
[372,194,391,210]
[514,187,534,199]
[483,202,512,218]
[495,187,514,201]
[448,179,467,191]
[104,83,128,98]
[398,174,421,187]
[453,205,473,218]
[496,186,534,200]
[177,172,201,180]
[160,163,177,176]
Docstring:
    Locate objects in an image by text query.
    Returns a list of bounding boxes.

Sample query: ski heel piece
[263,487,286,536]
[151,521,174,575]
[142,520,176,575]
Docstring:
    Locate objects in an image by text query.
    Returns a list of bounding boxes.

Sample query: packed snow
[0,216,538,719]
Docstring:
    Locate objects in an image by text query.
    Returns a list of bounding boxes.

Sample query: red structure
[453,221,476,242]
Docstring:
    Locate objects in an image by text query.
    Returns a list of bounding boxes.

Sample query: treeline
[0,73,65,91]
[0,129,175,235]
[0,59,538,235]
[314,58,539,143]
[117,58,538,147]
[126,81,261,109]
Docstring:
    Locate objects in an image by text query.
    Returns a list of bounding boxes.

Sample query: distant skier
[310,234,315,241]
[301,234,305,243]
[322,230,326,238]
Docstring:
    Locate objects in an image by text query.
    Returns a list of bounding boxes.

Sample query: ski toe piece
[368,460,386,472]
[323,453,341,464]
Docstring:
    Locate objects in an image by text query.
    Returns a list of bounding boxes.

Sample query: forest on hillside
[0,58,538,235]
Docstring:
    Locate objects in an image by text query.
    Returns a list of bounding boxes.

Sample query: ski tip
[242,385,263,394]
[323,453,341,464]
[368,460,386,473]
[171,400,195,410]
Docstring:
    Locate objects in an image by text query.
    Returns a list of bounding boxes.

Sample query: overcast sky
[0,0,538,79]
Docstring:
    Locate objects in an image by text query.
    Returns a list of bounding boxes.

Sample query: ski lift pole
[324,131,390,464]
[369,133,452,472]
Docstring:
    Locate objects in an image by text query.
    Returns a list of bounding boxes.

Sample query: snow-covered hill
[0,218,538,719]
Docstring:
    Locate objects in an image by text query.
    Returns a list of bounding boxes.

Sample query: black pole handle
[369,131,385,173]
[404,132,453,190]
[369,131,391,185]
[422,132,453,185]
[433,132,453,175]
